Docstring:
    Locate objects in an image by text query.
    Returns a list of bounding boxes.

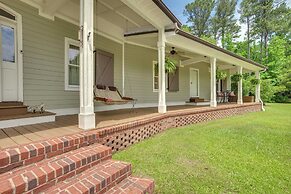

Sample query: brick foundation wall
[100,103,262,152]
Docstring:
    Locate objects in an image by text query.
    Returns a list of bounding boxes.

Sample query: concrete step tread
[44,159,132,194]
[105,176,155,194]
[0,143,111,194]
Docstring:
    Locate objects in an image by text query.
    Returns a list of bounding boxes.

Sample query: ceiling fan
[170,47,177,55]
[169,47,186,56]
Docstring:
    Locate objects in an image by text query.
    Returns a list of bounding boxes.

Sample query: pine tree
[213,0,240,48]
[239,0,256,59]
[183,0,215,37]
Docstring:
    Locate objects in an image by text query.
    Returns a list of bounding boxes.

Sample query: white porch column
[122,42,125,96]
[255,71,261,103]
[210,57,217,107]
[157,28,166,113]
[226,70,232,91]
[237,66,243,104]
[78,0,95,130]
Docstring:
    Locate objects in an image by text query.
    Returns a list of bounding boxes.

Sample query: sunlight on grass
[113,104,291,193]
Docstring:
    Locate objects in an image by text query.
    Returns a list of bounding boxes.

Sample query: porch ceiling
[21,0,154,40]
[125,33,240,71]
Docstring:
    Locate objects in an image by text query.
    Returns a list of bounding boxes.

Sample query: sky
[163,0,291,41]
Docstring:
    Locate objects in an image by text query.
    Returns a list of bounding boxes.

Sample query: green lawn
[113,104,291,193]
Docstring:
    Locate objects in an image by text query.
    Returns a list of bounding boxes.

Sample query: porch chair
[94,85,136,106]
[217,91,224,103]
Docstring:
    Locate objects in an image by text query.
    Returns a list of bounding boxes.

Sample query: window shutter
[95,50,114,86]
[168,67,179,92]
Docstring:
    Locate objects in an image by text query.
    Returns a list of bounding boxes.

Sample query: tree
[213,0,240,48]
[181,25,192,33]
[184,0,215,37]
[239,0,256,59]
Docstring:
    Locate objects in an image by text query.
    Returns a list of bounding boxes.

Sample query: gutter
[124,28,177,37]
[152,0,182,28]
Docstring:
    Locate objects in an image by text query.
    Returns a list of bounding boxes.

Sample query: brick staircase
[0,135,154,194]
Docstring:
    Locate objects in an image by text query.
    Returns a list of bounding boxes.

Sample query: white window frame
[152,61,168,92]
[64,37,80,91]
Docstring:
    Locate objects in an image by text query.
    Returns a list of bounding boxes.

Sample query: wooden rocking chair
[94,85,135,106]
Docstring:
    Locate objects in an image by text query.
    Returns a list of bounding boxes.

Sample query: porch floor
[0,103,244,149]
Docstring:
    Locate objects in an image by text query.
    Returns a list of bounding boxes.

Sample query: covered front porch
[0,103,260,149]
[0,0,265,131]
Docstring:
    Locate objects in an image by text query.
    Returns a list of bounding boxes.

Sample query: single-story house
[0,1,267,193]
[0,0,265,130]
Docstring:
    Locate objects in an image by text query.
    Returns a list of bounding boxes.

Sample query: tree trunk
[247,16,250,59]
[260,33,263,63]
[221,28,225,48]
[264,30,268,62]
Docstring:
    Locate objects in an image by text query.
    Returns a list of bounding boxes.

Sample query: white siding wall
[124,44,211,103]
[0,0,122,110]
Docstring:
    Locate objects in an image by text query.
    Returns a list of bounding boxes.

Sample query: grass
[113,104,291,193]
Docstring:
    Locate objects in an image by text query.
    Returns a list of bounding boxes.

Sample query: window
[153,61,179,92]
[153,61,175,92]
[65,38,80,91]
[1,25,15,63]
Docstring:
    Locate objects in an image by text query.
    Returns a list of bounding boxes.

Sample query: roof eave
[176,30,266,70]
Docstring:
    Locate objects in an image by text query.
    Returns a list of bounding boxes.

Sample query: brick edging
[100,103,262,152]
[97,103,262,138]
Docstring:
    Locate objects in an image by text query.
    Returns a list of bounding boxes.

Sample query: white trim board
[0,115,56,128]
[49,101,187,116]
[64,37,80,91]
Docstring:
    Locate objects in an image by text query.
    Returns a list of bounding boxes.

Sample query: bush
[260,79,286,103]
[273,93,289,103]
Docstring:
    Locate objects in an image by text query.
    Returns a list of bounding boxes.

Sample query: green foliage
[260,79,284,102]
[242,75,256,96]
[216,69,227,80]
[200,35,217,45]
[165,57,177,74]
[182,0,291,103]
[250,78,260,85]
[181,25,191,33]
[231,73,243,83]
[214,0,240,48]
[184,0,215,37]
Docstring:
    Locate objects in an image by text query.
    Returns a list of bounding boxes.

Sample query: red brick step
[44,159,132,194]
[0,132,99,174]
[0,143,111,194]
[105,176,155,194]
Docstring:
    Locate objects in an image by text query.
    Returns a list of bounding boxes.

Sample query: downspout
[259,67,267,111]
